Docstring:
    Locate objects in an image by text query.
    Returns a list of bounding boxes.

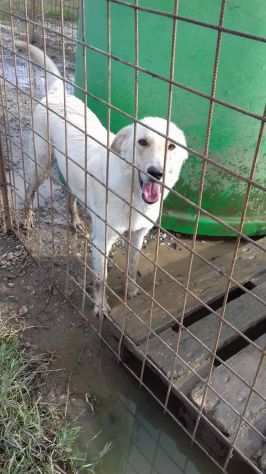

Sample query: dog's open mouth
[138,171,162,204]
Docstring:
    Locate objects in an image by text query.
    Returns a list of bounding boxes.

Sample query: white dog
[16,41,188,317]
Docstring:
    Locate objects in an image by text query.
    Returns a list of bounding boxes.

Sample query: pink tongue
[143,182,161,204]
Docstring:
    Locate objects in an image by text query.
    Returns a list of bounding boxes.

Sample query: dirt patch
[0,228,202,391]
[0,230,150,472]
[0,225,223,473]
[0,231,112,464]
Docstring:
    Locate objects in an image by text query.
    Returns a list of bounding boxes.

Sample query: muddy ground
[0,227,216,474]
[1,221,229,474]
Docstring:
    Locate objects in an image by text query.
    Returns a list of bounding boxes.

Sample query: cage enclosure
[75,0,266,237]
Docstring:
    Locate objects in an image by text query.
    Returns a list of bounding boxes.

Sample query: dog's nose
[147,166,163,181]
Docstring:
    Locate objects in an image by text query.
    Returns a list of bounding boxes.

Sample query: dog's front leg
[91,223,117,319]
[68,194,86,233]
[126,228,148,299]
[24,163,50,228]
[23,135,51,229]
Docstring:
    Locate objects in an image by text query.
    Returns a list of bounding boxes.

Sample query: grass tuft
[0,323,105,473]
[46,8,78,22]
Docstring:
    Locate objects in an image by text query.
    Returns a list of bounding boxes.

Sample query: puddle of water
[92,387,213,474]
[64,324,254,474]
[69,344,221,474]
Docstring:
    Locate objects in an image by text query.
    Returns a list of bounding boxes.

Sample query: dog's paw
[93,299,111,320]
[20,209,34,231]
[71,219,85,233]
[71,218,89,239]
[127,284,140,299]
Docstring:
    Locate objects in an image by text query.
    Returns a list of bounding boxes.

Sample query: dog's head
[111,117,188,205]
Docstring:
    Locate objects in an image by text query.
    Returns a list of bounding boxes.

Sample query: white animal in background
[16,40,188,318]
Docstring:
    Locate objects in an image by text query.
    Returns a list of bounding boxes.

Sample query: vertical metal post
[0,133,11,232]
[29,0,37,42]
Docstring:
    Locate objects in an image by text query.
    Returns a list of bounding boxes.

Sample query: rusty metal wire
[139,0,180,385]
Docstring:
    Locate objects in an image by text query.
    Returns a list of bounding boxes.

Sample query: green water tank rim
[162,210,266,237]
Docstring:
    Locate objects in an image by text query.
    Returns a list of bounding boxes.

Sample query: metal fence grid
[0,1,265,473]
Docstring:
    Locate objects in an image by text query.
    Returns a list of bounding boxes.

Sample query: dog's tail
[15,40,62,92]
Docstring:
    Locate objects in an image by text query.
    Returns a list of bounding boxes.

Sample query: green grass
[0,322,106,473]
[46,7,78,22]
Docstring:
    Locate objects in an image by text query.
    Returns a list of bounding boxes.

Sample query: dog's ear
[111,125,132,155]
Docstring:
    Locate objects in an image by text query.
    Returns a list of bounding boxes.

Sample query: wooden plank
[233,408,266,469]
[110,237,266,344]
[144,281,266,394]
[191,334,266,447]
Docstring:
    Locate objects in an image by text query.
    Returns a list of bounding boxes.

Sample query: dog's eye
[168,143,176,151]
[138,138,149,147]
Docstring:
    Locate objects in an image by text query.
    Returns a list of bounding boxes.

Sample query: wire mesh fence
[0,1,265,472]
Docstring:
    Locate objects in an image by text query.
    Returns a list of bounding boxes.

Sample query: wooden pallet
[109,236,266,471]
[192,333,266,471]
[111,237,266,344]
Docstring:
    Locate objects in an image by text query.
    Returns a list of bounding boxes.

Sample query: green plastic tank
[75,0,266,237]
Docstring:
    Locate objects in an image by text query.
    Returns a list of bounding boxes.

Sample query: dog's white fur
[16,41,188,317]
